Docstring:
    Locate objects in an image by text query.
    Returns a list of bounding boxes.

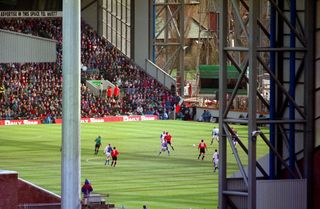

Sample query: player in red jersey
[111,147,119,167]
[113,84,120,100]
[164,132,175,151]
[198,139,207,160]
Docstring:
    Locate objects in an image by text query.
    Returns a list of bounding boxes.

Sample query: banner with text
[54,115,158,124]
[0,119,42,126]
[0,11,62,18]
[0,115,158,126]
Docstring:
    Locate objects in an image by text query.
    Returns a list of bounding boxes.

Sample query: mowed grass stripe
[0,120,269,209]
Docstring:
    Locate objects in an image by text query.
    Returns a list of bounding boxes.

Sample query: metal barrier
[18,203,61,209]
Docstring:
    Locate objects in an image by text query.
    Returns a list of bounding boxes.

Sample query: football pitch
[0,120,269,209]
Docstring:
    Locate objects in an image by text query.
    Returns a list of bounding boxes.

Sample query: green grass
[0,120,269,209]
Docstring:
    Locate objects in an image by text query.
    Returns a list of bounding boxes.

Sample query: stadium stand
[0,18,174,121]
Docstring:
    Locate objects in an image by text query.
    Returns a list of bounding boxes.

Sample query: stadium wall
[18,178,61,205]
[0,171,18,209]
[133,0,150,68]
[0,171,60,209]
[195,107,268,122]
[81,0,98,32]
[0,29,57,63]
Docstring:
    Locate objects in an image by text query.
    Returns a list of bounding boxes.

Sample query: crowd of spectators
[199,109,212,122]
[0,18,175,121]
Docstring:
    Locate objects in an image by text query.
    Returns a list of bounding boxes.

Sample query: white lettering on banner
[81,119,89,123]
[0,11,62,17]
[141,116,155,121]
[5,120,22,125]
[123,116,140,122]
[90,118,104,123]
[0,11,17,17]
[23,120,39,125]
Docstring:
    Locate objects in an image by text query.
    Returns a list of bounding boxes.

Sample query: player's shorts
[200,148,206,153]
[161,147,168,151]
[112,156,117,160]
[166,141,172,145]
[105,152,111,157]
[95,144,101,148]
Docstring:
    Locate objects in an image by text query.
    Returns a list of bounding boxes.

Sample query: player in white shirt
[213,149,219,172]
[211,127,219,145]
[103,144,113,165]
[232,131,238,147]
[160,131,166,143]
[231,130,238,154]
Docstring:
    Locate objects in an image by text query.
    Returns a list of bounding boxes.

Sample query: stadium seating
[0,18,174,121]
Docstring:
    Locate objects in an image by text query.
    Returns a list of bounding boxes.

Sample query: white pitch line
[85,156,105,165]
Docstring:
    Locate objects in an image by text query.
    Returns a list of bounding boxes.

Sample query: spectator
[191,105,196,120]
[0,83,4,100]
[0,18,175,120]
[113,84,120,100]
[201,110,211,122]
[170,83,176,96]
[81,179,93,205]
[136,105,143,115]
[107,86,113,99]
[162,111,168,120]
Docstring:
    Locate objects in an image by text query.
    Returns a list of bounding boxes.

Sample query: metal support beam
[288,0,297,174]
[224,125,248,187]
[226,196,241,209]
[223,118,306,124]
[62,0,81,209]
[238,0,270,39]
[179,0,185,97]
[223,191,249,196]
[226,53,270,109]
[218,0,228,208]
[217,0,310,208]
[151,0,185,96]
[223,58,249,118]
[224,47,307,52]
[278,58,305,116]
[247,1,258,208]
[154,7,180,40]
[225,125,268,178]
[231,0,248,38]
[81,0,97,11]
[259,131,299,178]
[257,55,306,118]
[268,0,305,46]
[304,0,315,209]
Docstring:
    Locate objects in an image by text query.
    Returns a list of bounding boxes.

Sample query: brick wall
[0,170,60,209]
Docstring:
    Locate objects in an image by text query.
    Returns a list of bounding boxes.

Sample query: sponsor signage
[53,115,157,125]
[0,115,157,126]
[0,119,41,126]
[0,11,62,18]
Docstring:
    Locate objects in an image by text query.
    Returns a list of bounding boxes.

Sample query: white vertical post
[62,0,81,208]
